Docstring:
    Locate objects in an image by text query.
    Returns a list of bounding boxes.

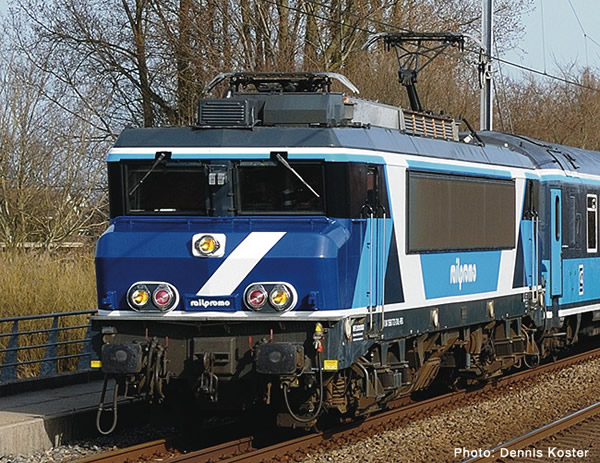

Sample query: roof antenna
[362,32,465,113]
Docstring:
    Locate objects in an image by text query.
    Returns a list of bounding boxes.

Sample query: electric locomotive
[91,68,600,432]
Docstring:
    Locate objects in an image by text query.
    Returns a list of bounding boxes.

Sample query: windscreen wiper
[274,153,320,198]
[128,151,170,196]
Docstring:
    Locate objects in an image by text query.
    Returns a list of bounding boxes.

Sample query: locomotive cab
[93,74,401,430]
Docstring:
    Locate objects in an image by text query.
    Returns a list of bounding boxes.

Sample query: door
[550,189,562,297]
[365,166,386,334]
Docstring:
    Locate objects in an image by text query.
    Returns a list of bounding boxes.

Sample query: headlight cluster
[244,283,297,312]
[127,282,179,312]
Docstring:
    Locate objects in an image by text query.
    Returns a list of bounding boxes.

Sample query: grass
[0,250,97,379]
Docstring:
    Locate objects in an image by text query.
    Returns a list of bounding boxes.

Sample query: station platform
[0,378,106,456]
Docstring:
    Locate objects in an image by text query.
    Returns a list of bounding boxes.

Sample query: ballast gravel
[0,423,177,463]
[302,358,600,463]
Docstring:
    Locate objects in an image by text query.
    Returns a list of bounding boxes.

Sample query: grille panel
[198,100,253,127]
[403,111,457,141]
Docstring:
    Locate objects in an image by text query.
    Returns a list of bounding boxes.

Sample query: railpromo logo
[189,298,231,308]
[450,257,477,290]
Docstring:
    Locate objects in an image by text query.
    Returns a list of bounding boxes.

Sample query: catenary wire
[568,0,589,67]
[262,0,600,93]
[540,0,546,73]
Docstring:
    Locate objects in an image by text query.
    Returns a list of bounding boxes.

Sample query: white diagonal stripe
[196,232,286,296]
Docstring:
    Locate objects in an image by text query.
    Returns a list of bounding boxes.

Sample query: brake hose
[282,351,324,423]
[96,375,119,435]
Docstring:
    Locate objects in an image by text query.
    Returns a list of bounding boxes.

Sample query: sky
[0,0,598,81]
[501,0,600,79]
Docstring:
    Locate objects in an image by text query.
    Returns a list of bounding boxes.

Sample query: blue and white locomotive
[92,70,600,430]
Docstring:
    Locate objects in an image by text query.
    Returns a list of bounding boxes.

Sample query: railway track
[75,345,600,463]
[76,437,255,463]
[462,400,600,462]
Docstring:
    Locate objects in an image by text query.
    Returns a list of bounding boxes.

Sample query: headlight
[269,285,292,311]
[192,233,226,257]
[196,235,218,255]
[129,285,150,309]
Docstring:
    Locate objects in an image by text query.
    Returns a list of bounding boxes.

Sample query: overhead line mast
[480,0,493,131]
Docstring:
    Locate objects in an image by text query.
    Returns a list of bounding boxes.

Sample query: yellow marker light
[90,360,102,369]
[269,285,292,311]
[196,235,220,256]
[271,289,288,305]
[131,289,149,307]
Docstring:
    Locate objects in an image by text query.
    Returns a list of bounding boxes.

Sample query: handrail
[0,310,95,323]
[0,310,97,383]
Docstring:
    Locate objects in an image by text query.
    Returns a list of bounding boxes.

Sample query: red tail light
[245,284,267,310]
[153,286,174,310]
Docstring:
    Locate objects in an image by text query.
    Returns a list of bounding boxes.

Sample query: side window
[407,171,515,252]
[569,195,576,247]
[587,194,597,253]
[366,167,378,207]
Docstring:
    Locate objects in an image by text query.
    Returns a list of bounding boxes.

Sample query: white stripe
[94,307,371,321]
[558,303,600,318]
[497,177,525,292]
[387,164,427,305]
[196,232,285,296]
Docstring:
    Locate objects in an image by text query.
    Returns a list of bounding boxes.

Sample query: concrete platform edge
[0,408,98,457]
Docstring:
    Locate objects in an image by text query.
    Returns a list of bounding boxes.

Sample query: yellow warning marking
[323,360,338,371]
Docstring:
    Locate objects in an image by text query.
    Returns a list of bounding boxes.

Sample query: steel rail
[75,437,255,463]
[462,400,600,462]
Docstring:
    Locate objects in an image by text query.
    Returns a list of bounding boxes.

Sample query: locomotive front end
[92,131,390,429]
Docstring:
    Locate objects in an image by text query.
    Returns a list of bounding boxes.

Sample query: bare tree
[0,46,107,249]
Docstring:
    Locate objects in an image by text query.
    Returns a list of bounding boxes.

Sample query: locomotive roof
[112,123,600,178]
[481,131,600,177]
[112,125,534,170]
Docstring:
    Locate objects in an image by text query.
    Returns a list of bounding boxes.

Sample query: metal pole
[480,0,493,131]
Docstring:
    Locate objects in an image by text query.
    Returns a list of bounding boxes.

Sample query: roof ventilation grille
[403,111,458,141]
[198,100,255,128]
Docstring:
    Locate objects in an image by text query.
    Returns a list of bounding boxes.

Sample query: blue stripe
[560,258,600,305]
[106,151,271,162]
[106,150,387,164]
[288,152,386,164]
[420,251,502,299]
[351,218,394,308]
[406,159,513,178]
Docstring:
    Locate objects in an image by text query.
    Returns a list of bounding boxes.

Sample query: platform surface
[0,380,105,456]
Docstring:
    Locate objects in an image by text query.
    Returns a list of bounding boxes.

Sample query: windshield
[127,166,208,215]
[237,163,324,214]
[123,161,324,216]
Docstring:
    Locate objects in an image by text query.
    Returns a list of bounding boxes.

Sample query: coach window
[587,194,597,253]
